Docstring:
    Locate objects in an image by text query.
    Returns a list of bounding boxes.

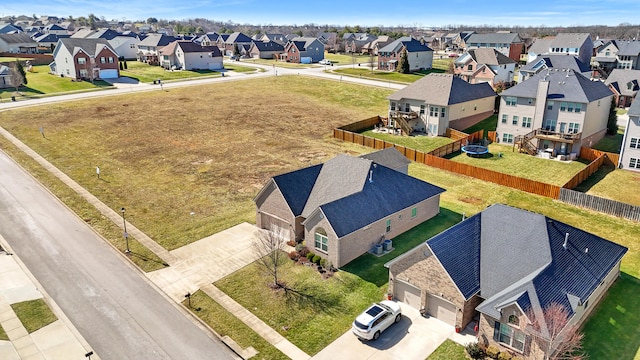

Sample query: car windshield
[354,320,369,330]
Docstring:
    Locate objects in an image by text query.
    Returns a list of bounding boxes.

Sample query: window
[100,57,106,64]
[314,228,328,252]
[568,123,580,134]
[130,43,136,48]
[560,102,567,111]
[108,57,114,63]
[420,105,425,115]
[512,115,519,125]
[567,102,574,112]
[508,314,519,326]
[498,322,526,352]
[547,101,554,110]
[522,117,532,128]
[502,133,514,143]
[574,103,582,113]
[77,57,86,64]
[505,96,517,106]
[630,158,639,169]
[501,114,508,124]
[542,119,557,131]
[386,219,391,233]
[430,106,438,117]
[390,102,396,111]
[527,98,534,105]
[411,207,417,218]
[631,138,639,149]
[79,69,88,78]
[467,64,473,71]
[405,103,410,112]
[428,124,438,135]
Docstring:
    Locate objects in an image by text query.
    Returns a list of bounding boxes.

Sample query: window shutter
[493,321,500,342]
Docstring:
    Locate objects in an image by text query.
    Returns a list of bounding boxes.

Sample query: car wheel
[373,331,380,340]
[395,314,401,323]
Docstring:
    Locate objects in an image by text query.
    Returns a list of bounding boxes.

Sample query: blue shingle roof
[272,164,322,216]
[320,164,445,237]
[427,213,481,299]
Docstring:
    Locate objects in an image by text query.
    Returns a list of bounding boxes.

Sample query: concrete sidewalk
[0,237,96,360]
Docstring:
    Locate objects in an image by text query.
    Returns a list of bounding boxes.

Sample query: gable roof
[466,32,521,45]
[605,69,640,97]
[465,48,516,65]
[628,96,640,117]
[427,204,627,321]
[251,40,284,52]
[378,36,432,53]
[176,41,220,55]
[550,33,591,48]
[0,64,9,76]
[359,148,411,171]
[502,68,613,103]
[225,32,252,44]
[287,37,320,51]
[388,73,496,106]
[57,38,116,57]
[617,40,640,57]
[266,154,444,238]
[33,33,69,43]
[86,28,121,40]
[0,33,35,44]
[138,33,177,47]
[528,38,553,54]
[520,55,591,76]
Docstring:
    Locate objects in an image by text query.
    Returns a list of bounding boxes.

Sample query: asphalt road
[0,151,236,360]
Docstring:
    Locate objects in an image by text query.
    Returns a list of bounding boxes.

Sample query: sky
[2,0,639,28]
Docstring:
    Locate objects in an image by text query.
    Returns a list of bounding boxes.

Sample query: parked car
[352,300,402,340]
[448,53,459,58]
[319,59,333,65]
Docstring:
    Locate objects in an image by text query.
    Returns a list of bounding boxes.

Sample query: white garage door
[259,213,291,241]
[99,69,119,79]
[427,294,457,326]
[394,280,421,310]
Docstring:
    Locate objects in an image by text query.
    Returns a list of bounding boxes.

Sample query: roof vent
[585,247,589,254]
[563,233,569,250]
[369,169,373,183]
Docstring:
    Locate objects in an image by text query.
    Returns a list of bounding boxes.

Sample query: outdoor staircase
[514,130,537,156]
[394,116,413,136]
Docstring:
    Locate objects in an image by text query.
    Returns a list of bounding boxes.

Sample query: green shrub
[295,243,305,252]
[498,351,512,360]
[306,251,315,259]
[465,342,486,360]
[486,345,500,359]
[312,255,321,264]
[320,258,328,268]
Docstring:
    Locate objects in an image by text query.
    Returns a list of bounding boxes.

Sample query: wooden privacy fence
[563,148,620,189]
[428,130,484,157]
[579,147,620,166]
[336,116,382,132]
[559,188,640,222]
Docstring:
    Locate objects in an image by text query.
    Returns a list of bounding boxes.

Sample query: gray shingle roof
[466,32,521,45]
[605,69,640,96]
[57,38,115,57]
[251,40,284,52]
[467,48,516,65]
[614,40,640,56]
[138,33,176,47]
[427,204,627,322]
[360,148,411,171]
[225,32,252,44]
[550,33,591,48]
[629,96,640,117]
[388,73,496,106]
[528,38,553,54]
[502,68,613,103]
[0,33,35,44]
[378,36,432,53]
[520,55,590,76]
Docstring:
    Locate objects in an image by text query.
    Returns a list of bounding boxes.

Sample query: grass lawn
[241,58,316,69]
[360,130,453,153]
[432,58,454,72]
[323,52,375,65]
[0,65,111,99]
[617,108,628,115]
[0,324,7,341]
[462,114,498,135]
[215,257,385,355]
[183,290,288,359]
[591,126,624,153]
[426,339,467,360]
[0,57,34,62]
[120,61,224,83]
[579,164,640,207]
[332,67,444,83]
[581,274,640,360]
[0,76,391,251]
[11,299,57,333]
[446,143,588,186]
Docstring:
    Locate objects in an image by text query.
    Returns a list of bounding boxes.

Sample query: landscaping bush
[286,240,296,247]
[295,243,305,252]
[465,342,487,360]
[312,255,321,264]
[497,351,512,360]
[320,258,328,268]
[306,251,315,260]
[486,345,500,359]
[288,251,300,261]
[297,246,309,258]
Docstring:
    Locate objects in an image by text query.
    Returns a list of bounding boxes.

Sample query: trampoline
[461,145,489,158]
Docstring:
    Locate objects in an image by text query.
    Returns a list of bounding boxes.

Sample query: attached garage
[394,280,422,310]
[426,294,457,326]
[99,69,119,79]
[259,212,291,241]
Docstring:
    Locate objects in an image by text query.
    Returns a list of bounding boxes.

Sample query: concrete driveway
[313,302,474,360]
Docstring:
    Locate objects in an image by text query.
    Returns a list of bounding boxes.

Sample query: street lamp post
[121,207,130,253]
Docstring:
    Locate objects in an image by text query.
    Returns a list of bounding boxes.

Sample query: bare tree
[253,225,288,288]
[9,62,25,92]
[524,303,585,360]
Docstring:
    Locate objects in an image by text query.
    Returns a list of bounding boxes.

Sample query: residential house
[199,32,219,46]
[254,152,445,267]
[548,33,593,65]
[282,37,324,63]
[592,39,619,77]
[518,55,591,84]
[0,23,22,34]
[136,33,177,65]
[616,41,640,70]
[219,32,252,56]
[464,32,524,62]
[497,68,613,157]
[361,35,392,55]
[526,37,554,63]
[605,69,640,107]
[318,32,338,52]
[214,33,230,51]
[259,33,287,45]
[42,24,68,36]
[159,41,222,70]
[387,73,496,136]
[619,97,640,171]
[385,204,626,359]
[75,28,140,60]
[378,37,433,72]
[454,48,516,86]
[49,38,120,79]
[0,64,11,88]
[359,147,411,175]
[443,31,475,51]
[33,33,70,52]
[0,33,37,53]
[344,33,377,53]
[248,40,284,59]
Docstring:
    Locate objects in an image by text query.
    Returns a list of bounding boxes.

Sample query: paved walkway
[0,236,96,360]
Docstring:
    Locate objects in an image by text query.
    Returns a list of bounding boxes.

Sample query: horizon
[2,0,640,28]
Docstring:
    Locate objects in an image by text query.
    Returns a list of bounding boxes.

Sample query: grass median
[11,299,57,333]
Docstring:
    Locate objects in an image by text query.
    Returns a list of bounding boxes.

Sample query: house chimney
[563,233,569,250]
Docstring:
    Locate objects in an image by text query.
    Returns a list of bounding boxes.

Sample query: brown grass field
[0,76,391,250]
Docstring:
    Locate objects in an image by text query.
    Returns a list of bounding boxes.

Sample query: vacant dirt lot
[0,76,391,250]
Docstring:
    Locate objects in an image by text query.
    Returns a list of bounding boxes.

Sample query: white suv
[319,59,333,65]
[352,300,402,340]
